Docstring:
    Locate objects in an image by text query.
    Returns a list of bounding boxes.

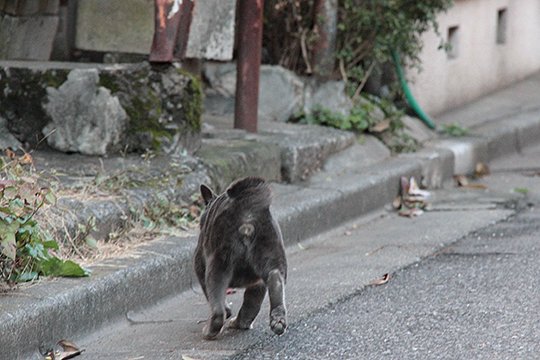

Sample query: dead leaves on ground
[42,339,84,360]
[454,162,490,189]
[394,162,493,217]
[3,149,34,166]
[394,176,430,218]
[369,273,391,286]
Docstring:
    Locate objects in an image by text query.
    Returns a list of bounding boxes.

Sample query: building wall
[409,0,540,115]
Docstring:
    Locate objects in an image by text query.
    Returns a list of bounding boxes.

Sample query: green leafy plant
[263,1,452,79]
[440,123,469,137]
[337,0,452,74]
[513,187,529,195]
[0,153,89,283]
[292,94,419,153]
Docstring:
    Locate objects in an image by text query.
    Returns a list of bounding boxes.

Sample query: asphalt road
[232,205,540,359]
[231,145,540,360]
[76,145,540,359]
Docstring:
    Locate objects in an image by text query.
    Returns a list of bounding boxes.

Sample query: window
[447,26,459,59]
[496,8,508,44]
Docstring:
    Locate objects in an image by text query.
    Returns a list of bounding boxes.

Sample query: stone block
[259,66,305,122]
[251,122,356,183]
[42,0,59,15]
[203,63,305,123]
[75,0,235,60]
[402,115,436,144]
[0,61,203,154]
[0,14,58,60]
[428,137,489,175]
[1,0,56,15]
[203,61,237,97]
[0,116,22,150]
[197,139,282,191]
[185,0,236,61]
[303,80,353,116]
[399,147,455,189]
[75,0,154,54]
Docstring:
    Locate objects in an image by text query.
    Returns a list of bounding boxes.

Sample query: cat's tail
[226,176,272,211]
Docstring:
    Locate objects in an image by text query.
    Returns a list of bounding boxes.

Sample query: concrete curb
[4,109,540,359]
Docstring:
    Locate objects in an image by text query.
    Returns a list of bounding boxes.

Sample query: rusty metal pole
[234,0,264,133]
[150,0,194,62]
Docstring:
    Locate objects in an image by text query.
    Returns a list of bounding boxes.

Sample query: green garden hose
[391,49,437,130]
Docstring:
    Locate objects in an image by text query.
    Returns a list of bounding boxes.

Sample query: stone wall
[0,61,202,155]
[0,0,59,60]
[74,0,236,61]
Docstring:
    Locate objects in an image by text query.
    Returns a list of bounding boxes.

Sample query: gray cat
[194,177,287,340]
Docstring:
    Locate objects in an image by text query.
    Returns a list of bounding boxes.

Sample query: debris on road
[474,162,490,177]
[369,273,391,286]
[394,176,430,218]
[42,339,84,360]
[454,175,487,189]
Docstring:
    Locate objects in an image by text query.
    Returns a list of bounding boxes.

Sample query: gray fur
[194,177,288,339]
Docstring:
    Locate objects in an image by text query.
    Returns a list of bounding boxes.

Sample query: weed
[291,95,419,153]
[440,123,469,137]
[0,152,89,283]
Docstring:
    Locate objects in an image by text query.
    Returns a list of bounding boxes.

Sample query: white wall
[409,0,540,115]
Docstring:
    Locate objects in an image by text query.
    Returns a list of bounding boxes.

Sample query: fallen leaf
[182,355,200,360]
[369,273,391,286]
[455,175,487,189]
[474,162,490,177]
[370,119,391,133]
[463,183,487,189]
[57,340,81,353]
[454,175,469,187]
[189,204,200,217]
[5,149,16,159]
[20,152,33,165]
[42,339,84,360]
[392,196,402,209]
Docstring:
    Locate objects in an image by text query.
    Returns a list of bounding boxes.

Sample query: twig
[300,29,313,74]
[339,58,348,83]
[62,220,87,260]
[352,61,376,101]
[30,128,57,154]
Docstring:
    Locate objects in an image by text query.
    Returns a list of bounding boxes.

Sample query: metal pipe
[150,0,193,62]
[234,0,264,133]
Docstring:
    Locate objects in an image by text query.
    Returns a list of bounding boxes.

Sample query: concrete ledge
[427,137,489,175]
[470,109,540,159]
[1,236,197,359]
[400,146,455,188]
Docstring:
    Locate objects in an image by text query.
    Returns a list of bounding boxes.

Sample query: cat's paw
[270,307,287,335]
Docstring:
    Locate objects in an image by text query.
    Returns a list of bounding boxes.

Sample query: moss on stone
[98,73,121,94]
[177,68,203,132]
[41,70,68,89]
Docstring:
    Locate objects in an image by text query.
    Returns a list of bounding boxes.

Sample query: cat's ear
[200,184,216,205]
